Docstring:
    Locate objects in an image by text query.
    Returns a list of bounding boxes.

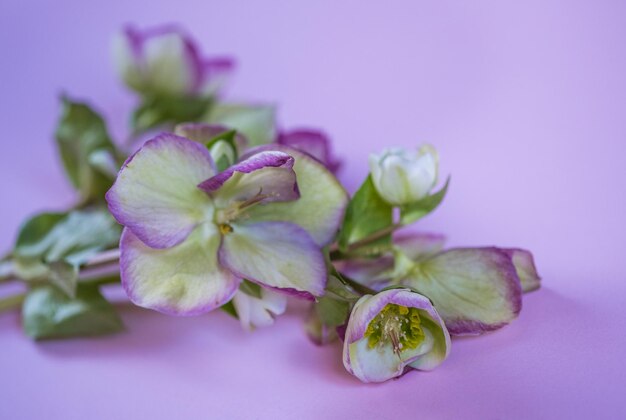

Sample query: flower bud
[343,288,450,383]
[368,145,438,205]
[112,25,233,97]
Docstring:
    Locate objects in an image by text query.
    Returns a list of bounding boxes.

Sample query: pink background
[1,0,625,418]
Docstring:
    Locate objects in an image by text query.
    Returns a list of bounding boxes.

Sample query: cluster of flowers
[1,25,540,384]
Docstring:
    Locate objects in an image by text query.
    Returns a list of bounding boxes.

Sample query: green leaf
[13,209,121,296]
[205,103,276,146]
[22,284,124,340]
[14,209,121,265]
[132,95,213,132]
[316,295,350,327]
[55,96,117,202]
[400,177,450,225]
[239,279,263,299]
[338,175,393,254]
[220,300,238,319]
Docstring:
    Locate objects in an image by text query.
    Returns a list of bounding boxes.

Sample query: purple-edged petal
[200,58,236,95]
[241,145,349,246]
[106,133,216,249]
[219,222,326,297]
[343,289,451,383]
[277,129,341,173]
[198,151,299,208]
[112,25,202,95]
[502,248,541,293]
[394,232,447,260]
[336,257,394,287]
[120,225,239,316]
[402,248,522,335]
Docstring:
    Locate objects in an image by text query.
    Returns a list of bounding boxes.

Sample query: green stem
[335,272,377,296]
[0,293,25,312]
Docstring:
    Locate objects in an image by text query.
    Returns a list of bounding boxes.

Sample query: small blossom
[112,25,234,96]
[106,133,348,316]
[343,288,451,383]
[232,288,287,331]
[369,145,439,205]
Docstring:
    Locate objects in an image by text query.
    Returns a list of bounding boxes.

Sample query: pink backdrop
[1,0,625,418]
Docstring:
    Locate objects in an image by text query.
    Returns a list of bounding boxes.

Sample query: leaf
[14,209,121,265]
[338,175,393,254]
[316,295,350,327]
[55,96,117,202]
[132,95,213,132]
[239,279,263,299]
[13,209,121,297]
[22,284,124,340]
[205,103,276,146]
[400,177,450,225]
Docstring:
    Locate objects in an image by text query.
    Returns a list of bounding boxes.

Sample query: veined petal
[198,151,299,208]
[242,145,349,246]
[120,225,239,316]
[403,248,522,335]
[106,134,216,249]
[502,248,541,293]
[219,222,326,297]
[232,288,287,331]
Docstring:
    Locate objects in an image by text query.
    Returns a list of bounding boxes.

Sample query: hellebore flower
[112,25,234,96]
[106,133,348,315]
[343,288,450,383]
[277,130,341,174]
[369,145,439,205]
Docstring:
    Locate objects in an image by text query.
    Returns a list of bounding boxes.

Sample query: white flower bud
[368,145,439,205]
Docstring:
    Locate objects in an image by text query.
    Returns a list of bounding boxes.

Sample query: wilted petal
[502,248,541,293]
[106,134,216,249]
[278,129,341,173]
[198,151,299,208]
[232,288,287,331]
[220,222,326,297]
[402,248,522,335]
[120,225,239,316]
[242,145,349,246]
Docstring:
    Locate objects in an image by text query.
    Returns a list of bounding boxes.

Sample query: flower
[232,288,287,331]
[369,145,439,205]
[106,133,348,315]
[112,24,234,96]
[343,288,451,383]
[277,130,341,174]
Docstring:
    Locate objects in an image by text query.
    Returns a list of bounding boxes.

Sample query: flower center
[364,304,425,355]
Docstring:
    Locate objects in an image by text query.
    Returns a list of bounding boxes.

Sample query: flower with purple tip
[106,133,348,316]
[343,288,451,383]
[112,24,234,96]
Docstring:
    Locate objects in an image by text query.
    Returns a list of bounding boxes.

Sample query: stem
[336,272,377,296]
[0,293,25,312]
